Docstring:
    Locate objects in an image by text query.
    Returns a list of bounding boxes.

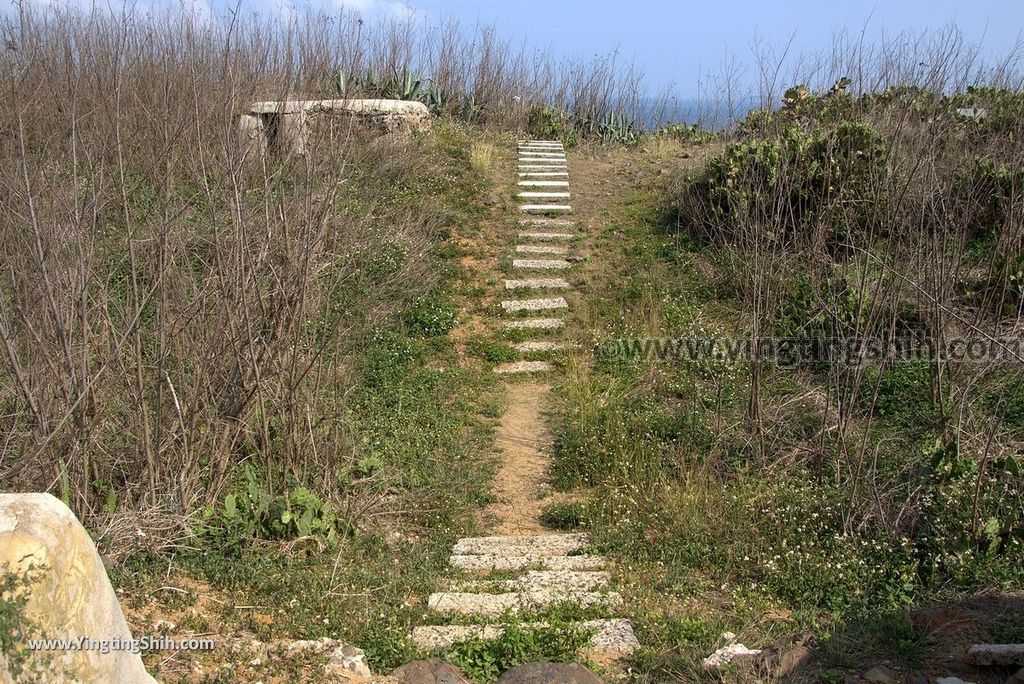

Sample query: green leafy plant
[0,564,52,681]
[443,621,593,684]
[200,465,341,552]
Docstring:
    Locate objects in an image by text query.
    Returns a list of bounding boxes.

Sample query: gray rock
[495,662,601,684]
[966,644,1024,666]
[391,659,470,683]
[863,665,896,683]
[764,644,812,678]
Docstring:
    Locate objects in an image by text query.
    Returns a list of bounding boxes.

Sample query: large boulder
[242,99,432,155]
[495,662,602,683]
[0,493,156,683]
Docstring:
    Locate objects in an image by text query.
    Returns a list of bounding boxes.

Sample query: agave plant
[426,83,450,115]
[363,67,381,94]
[459,93,486,123]
[598,109,641,146]
[387,67,423,101]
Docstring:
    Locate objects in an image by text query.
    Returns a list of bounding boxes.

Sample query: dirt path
[480,144,623,536]
[483,381,554,535]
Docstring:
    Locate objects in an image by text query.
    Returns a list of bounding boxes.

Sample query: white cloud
[331,0,417,20]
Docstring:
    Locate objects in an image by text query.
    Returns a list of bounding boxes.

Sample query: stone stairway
[409,141,639,666]
[496,140,579,376]
[411,534,639,662]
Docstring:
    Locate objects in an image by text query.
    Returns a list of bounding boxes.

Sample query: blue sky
[337,0,1024,97]
[22,0,1024,97]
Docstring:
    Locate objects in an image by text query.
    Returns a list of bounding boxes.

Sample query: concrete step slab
[494,361,553,375]
[517,180,570,187]
[519,205,572,214]
[501,297,568,313]
[518,218,575,227]
[504,278,570,290]
[512,258,571,270]
[411,618,639,658]
[518,232,575,241]
[504,318,564,329]
[513,341,566,353]
[518,192,571,200]
[516,244,568,255]
[519,172,569,178]
[450,553,605,572]
[427,590,620,617]
[454,533,588,556]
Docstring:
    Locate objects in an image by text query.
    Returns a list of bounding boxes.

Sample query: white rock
[703,643,762,670]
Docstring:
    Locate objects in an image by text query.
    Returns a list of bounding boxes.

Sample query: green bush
[540,501,589,530]
[525,105,576,146]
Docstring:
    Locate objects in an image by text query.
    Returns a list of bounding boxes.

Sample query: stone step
[519,158,567,165]
[518,192,571,201]
[504,278,570,290]
[501,297,568,313]
[520,220,577,231]
[518,143,563,148]
[513,341,566,353]
[518,232,575,241]
[504,318,565,330]
[519,205,573,215]
[494,361,553,375]
[518,165,567,171]
[465,570,610,593]
[516,244,568,255]
[412,619,639,658]
[450,553,605,572]
[519,172,569,178]
[517,180,570,188]
[427,590,621,617]
[454,533,588,556]
[512,258,571,269]
[519,155,566,161]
